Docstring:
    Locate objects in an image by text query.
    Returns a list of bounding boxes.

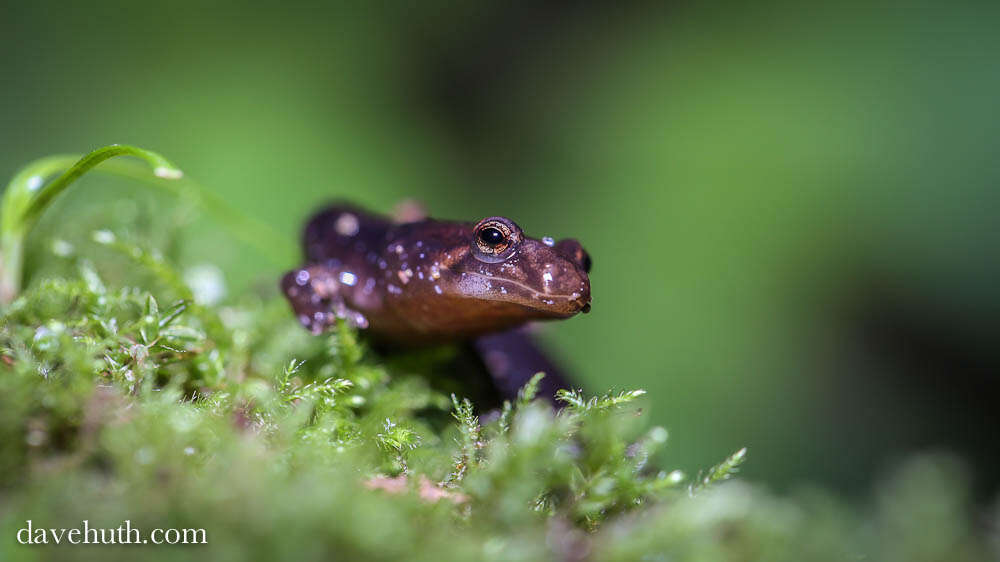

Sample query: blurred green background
[2,1,997,495]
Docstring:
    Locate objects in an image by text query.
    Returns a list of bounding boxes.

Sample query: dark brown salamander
[281,204,592,401]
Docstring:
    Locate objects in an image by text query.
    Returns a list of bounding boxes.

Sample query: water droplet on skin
[397,269,413,284]
[339,271,358,286]
[295,270,311,285]
[434,285,443,295]
[542,272,553,283]
[335,213,360,236]
[542,236,555,247]
[353,312,369,329]
[333,302,348,318]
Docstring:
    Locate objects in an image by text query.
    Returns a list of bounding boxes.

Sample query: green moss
[0,149,995,561]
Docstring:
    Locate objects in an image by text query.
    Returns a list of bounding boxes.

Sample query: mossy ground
[0,157,996,561]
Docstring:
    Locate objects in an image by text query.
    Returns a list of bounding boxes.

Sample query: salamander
[281,203,592,401]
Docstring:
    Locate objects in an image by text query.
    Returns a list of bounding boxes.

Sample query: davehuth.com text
[16,520,206,545]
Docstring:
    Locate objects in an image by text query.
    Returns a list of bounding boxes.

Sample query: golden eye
[475,221,512,255]
[471,217,522,263]
[478,226,505,247]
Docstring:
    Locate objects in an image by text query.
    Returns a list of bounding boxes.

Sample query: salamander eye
[475,222,511,254]
[478,226,505,247]
[472,216,522,262]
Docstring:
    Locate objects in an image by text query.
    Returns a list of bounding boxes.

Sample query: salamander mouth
[460,272,591,316]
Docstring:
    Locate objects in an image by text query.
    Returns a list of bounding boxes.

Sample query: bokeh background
[2,1,997,496]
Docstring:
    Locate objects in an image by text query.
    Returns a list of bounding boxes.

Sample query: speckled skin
[281,204,592,344]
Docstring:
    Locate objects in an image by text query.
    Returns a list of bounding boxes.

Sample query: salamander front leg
[281,266,368,334]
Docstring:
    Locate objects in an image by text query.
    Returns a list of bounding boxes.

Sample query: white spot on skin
[542,236,555,247]
[353,312,369,329]
[434,285,443,294]
[430,265,441,280]
[541,263,560,293]
[295,270,310,285]
[398,269,413,284]
[335,213,360,236]
[339,271,358,286]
